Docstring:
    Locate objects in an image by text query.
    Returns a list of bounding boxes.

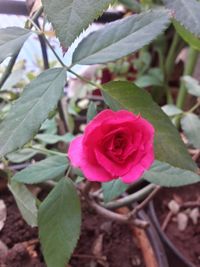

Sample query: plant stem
[31,146,66,157]
[104,184,156,210]
[185,100,200,114]
[129,185,161,218]
[176,47,199,109]
[164,33,181,104]
[165,33,180,80]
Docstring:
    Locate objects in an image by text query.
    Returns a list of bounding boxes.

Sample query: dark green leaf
[38,178,81,267]
[8,181,37,227]
[173,20,200,51]
[102,81,196,171]
[42,0,114,48]
[181,113,200,148]
[0,27,31,64]
[135,68,164,87]
[118,0,141,11]
[163,0,200,37]
[87,101,97,123]
[102,179,129,203]
[6,148,38,163]
[12,156,68,184]
[144,160,200,187]
[0,68,66,157]
[35,133,74,144]
[72,9,170,65]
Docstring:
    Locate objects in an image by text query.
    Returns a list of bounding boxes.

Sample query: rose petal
[141,146,154,168]
[68,135,84,168]
[121,164,145,184]
[95,149,133,177]
[68,135,112,182]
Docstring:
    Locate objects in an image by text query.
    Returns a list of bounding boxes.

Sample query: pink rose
[68,109,154,183]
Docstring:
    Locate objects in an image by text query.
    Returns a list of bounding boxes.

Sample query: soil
[0,189,145,267]
[155,183,200,267]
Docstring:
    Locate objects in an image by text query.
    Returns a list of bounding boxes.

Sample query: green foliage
[12,156,68,184]
[8,181,38,227]
[102,81,196,172]
[72,9,170,65]
[42,0,114,48]
[6,148,38,163]
[144,160,200,187]
[118,0,141,11]
[38,178,81,267]
[161,104,183,117]
[181,114,200,149]
[135,68,164,87]
[0,68,66,157]
[182,76,200,97]
[0,27,31,64]
[173,20,200,51]
[163,0,200,37]
[102,179,129,203]
[86,101,97,123]
[35,133,74,144]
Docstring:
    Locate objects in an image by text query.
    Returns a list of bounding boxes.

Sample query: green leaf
[87,101,97,123]
[181,113,200,149]
[35,133,74,144]
[135,68,164,87]
[12,156,68,184]
[182,75,200,97]
[0,27,31,64]
[102,81,196,171]
[6,148,38,163]
[8,181,37,227]
[0,68,66,157]
[163,0,200,37]
[38,178,81,267]
[42,0,113,48]
[144,160,200,187]
[173,20,200,51]
[102,179,129,203]
[162,104,183,117]
[118,0,141,11]
[72,9,170,65]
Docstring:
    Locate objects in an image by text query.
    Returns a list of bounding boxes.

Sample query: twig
[161,200,200,231]
[90,199,149,228]
[161,210,173,231]
[72,253,106,261]
[129,185,161,218]
[104,184,156,210]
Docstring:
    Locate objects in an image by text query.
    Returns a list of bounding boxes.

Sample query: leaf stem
[176,47,199,109]
[31,146,66,157]
[165,32,180,81]
[104,184,156,210]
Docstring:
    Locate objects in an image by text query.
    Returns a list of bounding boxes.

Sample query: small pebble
[168,200,180,214]
[177,212,188,231]
[189,208,199,225]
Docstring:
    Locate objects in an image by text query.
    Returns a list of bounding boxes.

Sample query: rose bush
[69,109,155,183]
